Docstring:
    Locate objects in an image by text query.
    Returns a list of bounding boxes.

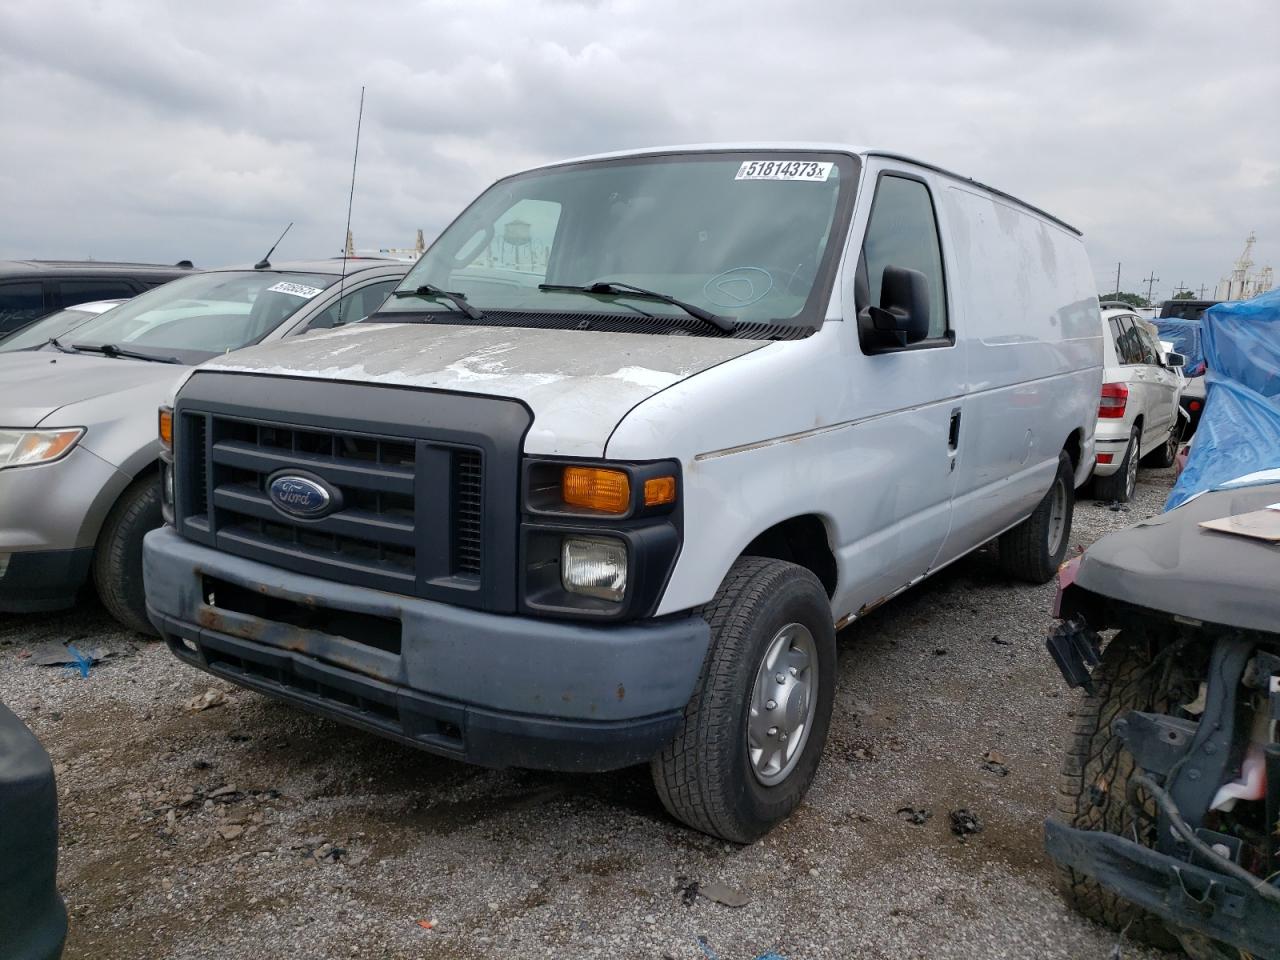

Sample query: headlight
[0,428,84,469]
[561,536,628,601]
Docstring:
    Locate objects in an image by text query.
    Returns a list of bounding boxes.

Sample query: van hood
[0,351,189,427]
[197,322,769,456]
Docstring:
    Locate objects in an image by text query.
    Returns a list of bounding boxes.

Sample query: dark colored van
[0,260,196,334]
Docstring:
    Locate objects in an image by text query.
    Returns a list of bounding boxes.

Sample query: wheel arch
[739,513,838,598]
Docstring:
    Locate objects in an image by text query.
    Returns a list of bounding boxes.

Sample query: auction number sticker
[735,159,833,182]
[267,281,324,299]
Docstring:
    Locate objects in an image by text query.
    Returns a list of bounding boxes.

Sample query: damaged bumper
[143,527,709,772]
[1045,821,1280,959]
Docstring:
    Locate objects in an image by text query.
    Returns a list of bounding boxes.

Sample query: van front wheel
[998,450,1074,584]
[651,557,836,843]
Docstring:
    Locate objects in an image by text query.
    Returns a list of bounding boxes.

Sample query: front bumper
[1045,821,1280,959]
[0,445,130,611]
[0,547,93,613]
[0,445,127,552]
[143,527,709,772]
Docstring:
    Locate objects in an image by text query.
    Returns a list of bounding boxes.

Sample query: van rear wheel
[651,557,836,843]
[998,450,1074,584]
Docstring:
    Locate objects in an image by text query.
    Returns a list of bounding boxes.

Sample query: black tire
[1093,426,1139,503]
[1141,424,1178,469]
[93,473,163,636]
[651,557,836,843]
[998,450,1074,584]
[1056,631,1196,951]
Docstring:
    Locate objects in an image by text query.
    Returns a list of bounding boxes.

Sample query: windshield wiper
[391,283,485,321]
[44,337,78,354]
[538,281,736,334]
[70,343,181,364]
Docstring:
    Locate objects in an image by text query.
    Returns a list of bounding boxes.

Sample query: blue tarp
[1153,317,1205,375]
[1167,288,1280,510]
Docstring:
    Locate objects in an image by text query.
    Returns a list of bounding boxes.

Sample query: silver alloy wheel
[747,622,819,786]
[1047,474,1068,557]
[1124,430,1140,499]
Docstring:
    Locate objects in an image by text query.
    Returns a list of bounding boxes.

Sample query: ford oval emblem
[268,474,338,519]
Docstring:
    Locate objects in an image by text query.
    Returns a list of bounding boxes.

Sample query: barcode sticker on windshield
[735,160,833,182]
[267,281,324,299]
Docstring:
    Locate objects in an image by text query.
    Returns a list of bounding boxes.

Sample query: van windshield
[380,152,858,330]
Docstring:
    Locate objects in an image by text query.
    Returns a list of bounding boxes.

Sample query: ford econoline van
[143,145,1103,841]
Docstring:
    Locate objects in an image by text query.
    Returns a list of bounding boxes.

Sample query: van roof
[541,143,1082,237]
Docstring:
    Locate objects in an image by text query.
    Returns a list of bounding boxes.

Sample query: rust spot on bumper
[194,605,391,681]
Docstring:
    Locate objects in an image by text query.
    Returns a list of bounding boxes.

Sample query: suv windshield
[53,271,335,362]
[379,152,858,330]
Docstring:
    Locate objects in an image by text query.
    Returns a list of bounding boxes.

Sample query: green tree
[1172,290,1197,300]
[1100,291,1150,308]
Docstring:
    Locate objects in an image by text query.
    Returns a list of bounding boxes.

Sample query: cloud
[0,0,1276,298]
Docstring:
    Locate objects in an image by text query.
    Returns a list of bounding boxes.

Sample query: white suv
[1092,304,1186,501]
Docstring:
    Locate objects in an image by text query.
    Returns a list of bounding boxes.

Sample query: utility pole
[1198,284,1208,298]
[1113,262,1122,298]
[1142,271,1159,304]
[1173,280,1186,299]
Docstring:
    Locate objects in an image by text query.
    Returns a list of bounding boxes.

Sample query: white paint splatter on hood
[194,322,768,457]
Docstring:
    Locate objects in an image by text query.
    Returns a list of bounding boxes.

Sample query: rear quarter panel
[933,185,1102,561]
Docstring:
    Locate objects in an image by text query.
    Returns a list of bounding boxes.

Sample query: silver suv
[0,258,407,631]
[1091,304,1187,501]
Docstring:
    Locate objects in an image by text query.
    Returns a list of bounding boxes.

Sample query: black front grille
[452,450,483,575]
[178,413,484,597]
[172,372,529,613]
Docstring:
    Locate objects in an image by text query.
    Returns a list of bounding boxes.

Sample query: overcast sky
[1,0,1276,301]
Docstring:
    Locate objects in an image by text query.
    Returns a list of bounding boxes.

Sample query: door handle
[948,407,962,451]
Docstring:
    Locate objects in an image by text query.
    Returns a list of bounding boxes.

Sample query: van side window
[859,175,948,341]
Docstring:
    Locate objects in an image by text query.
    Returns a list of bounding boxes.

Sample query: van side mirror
[1165,351,1187,369]
[867,266,930,348]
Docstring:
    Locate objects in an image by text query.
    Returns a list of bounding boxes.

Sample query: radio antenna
[254,222,292,270]
[336,86,366,322]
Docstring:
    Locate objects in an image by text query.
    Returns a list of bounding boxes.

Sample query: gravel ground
[1,468,1183,960]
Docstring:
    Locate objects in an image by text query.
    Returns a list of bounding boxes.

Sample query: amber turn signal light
[643,476,677,507]
[158,407,174,450]
[562,466,630,514]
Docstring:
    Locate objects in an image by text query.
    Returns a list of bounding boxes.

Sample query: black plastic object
[0,703,66,960]
[868,265,931,347]
[1045,617,1102,693]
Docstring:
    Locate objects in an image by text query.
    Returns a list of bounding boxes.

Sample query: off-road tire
[1093,426,1140,503]
[1055,630,1188,951]
[651,557,836,843]
[93,473,162,636]
[998,450,1074,584]
[1142,424,1179,469]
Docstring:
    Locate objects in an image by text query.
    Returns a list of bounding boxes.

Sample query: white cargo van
[144,145,1102,841]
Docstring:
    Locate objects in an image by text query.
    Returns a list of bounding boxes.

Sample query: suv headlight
[0,428,84,469]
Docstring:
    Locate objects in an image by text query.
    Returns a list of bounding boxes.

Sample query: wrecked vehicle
[1046,289,1280,957]
[144,145,1101,841]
